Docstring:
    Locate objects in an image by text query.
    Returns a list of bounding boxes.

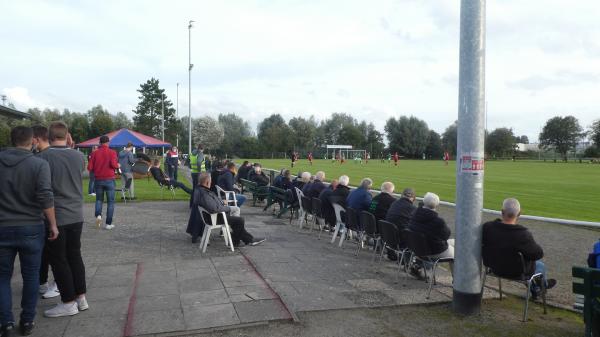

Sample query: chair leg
[338,227,347,248]
[200,227,209,252]
[331,223,340,244]
[225,226,234,252]
[498,278,503,300]
[371,238,380,262]
[427,261,438,299]
[523,280,531,322]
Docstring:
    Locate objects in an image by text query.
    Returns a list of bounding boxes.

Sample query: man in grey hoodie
[38,121,88,319]
[0,126,59,336]
[118,142,136,199]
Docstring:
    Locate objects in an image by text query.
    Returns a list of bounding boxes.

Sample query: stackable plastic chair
[216,185,238,207]
[330,203,347,246]
[197,206,234,253]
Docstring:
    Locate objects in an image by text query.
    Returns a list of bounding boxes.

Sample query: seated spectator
[319,179,338,228]
[248,164,269,186]
[190,173,265,247]
[347,178,373,213]
[294,172,310,191]
[235,161,251,183]
[329,175,350,207]
[482,198,557,298]
[210,161,224,192]
[274,169,293,190]
[272,168,285,187]
[304,171,327,199]
[217,162,247,206]
[408,192,453,278]
[369,182,396,221]
[385,188,417,229]
[150,159,193,194]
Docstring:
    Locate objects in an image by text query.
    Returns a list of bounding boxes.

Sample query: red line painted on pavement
[240,252,294,321]
[123,262,144,337]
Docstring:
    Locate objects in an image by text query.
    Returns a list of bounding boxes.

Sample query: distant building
[516,143,540,152]
[0,105,31,120]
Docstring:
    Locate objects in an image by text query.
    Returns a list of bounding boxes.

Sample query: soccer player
[393,152,399,166]
[444,151,450,166]
[365,152,370,164]
[307,152,313,166]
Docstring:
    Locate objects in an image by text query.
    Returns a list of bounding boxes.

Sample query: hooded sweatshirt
[0,148,54,227]
[118,149,135,173]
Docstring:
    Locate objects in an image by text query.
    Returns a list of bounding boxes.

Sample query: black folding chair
[358,211,380,260]
[342,208,358,249]
[300,195,314,230]
[378,220,405,280]
[312,198,326,239]
[405,229,454,299]
[481,252,547,322]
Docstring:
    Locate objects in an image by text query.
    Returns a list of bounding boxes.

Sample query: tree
[442,122,458,156]
[425,130,444,159]
[337,124,363,147]
[132,78,177,143]
[88,105,114,138]
[516,135,529,144]
[590,120,600,146]
[257,114,292,152]
[384,116,430,158]
[191,116,224,151]
[112,112,132,130]
[68,113,90,144]
[218,113,252,156]
[539,116,584,161]
[318,113,356,145]
[486,127,516,157]
[289,116,318,150]
[364,123,385,155]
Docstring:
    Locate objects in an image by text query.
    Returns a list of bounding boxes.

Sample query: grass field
[243,158,599,222]
[82,176,191,204]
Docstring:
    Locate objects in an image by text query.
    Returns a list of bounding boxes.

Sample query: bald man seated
[482,198,556,299]
[191,172,265,247]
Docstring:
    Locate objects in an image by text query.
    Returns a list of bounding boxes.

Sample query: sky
[1,0,599,142]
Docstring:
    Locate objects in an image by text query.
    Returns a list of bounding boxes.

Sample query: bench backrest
[573,266,600,337]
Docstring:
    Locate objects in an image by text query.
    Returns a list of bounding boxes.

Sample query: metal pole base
[452,289,482,315]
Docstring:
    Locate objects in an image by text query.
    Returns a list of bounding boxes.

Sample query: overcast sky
[2,0,599,141]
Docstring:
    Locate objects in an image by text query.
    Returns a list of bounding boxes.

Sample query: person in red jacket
[87,136,120,229]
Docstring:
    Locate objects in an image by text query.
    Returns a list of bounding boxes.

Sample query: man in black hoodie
[482,198,556,297]
[0,126,59,336]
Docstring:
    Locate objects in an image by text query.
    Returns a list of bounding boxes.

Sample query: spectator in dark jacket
[210,161,224,192]
[248,164,269,186]
[347,178,373,213]
[369,182,396,221]
[482,198,556,295]
[408,192,453,259]
[319,179,338,227]
[329,175,351,207]
[150,159,192,194]
[165,146,179,181]
[274,169,293,190]
[304,171,327,199]
[187,173,264,246]
[118,142,136,198]
[236,161,251,183]
[385,188,417,229]
[217,162,247,206]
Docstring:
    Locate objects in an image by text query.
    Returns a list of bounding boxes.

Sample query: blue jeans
[0,224,45,325]
[236,194,247,207]
[88,172,95,195]
[95,179,115,225]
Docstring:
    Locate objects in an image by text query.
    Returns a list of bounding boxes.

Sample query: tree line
[2,77,598,160]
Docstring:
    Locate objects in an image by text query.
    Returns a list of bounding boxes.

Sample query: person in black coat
[408,192,453,258]
[369,182,396,221]
[248,164,269,186]
[319,179,338,228]
[385,188,417,229]
[217,162,247,206]
[305,171,327,199]
[236,161,251,183]
[328,175,351,207]
[482,198,556,295]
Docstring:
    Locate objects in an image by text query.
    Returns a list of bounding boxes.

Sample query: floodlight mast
[453,0,486,315]
[188,20,195,156]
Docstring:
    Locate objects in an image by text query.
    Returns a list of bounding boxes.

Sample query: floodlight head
[188,20,195,28]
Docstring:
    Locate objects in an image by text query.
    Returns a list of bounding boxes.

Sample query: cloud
[507,71,600,91]
[2,87,44,109]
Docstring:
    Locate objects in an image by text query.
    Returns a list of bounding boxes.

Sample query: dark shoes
[19,322,34,336]
[409,265,425,281]
[531,278,557,300]
[0,323,14,337]
[546,278,557,290]
[191,235,199,244]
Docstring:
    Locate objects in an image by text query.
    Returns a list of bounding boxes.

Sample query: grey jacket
[118,150,135,173]
[193,185,230,214]
[0,148,54,227]
[38,146,85,226]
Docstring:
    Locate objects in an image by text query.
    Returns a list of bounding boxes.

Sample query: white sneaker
[89,193,96,196]
[95,215,102,228]
[39,282,48,294]
[44,302,78,317]
[76,296,89,311]
[42,282,60,299]
[104,224,114,230]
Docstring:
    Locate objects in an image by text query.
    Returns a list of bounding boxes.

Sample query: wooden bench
[240,179,269,206]
[263,186,293,218]
[573,266,600,337]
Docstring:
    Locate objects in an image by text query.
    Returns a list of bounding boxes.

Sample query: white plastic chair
[294,187,306,228]
[331,203,347,247]
[216,185,238,207]
[197,206,234,253]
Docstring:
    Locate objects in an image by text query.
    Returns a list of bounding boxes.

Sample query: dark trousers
[0,224,44,324]
[39,244,50,284]
[224,215,253,245]
[46,222,86,303]
[190,173,199,207]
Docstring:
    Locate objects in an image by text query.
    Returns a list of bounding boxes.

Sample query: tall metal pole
[176,83,179,148]
[452,0,486,315]
[161,93,165,157]
[188,20,194,156]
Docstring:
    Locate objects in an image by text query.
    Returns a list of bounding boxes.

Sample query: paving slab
[182,303,240,330]
[131,309,186,335]
[234,299,292,323]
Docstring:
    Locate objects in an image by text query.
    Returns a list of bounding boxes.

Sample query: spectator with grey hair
[303,171,327,199]
[329,175,351,207]
[368,182,396,221]
[346,178,373,213]
[482,198,556,298]
[299,172,313,194]
[408,192,454,278]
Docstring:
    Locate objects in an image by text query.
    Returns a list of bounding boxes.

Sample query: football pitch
[243,158,599,222]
